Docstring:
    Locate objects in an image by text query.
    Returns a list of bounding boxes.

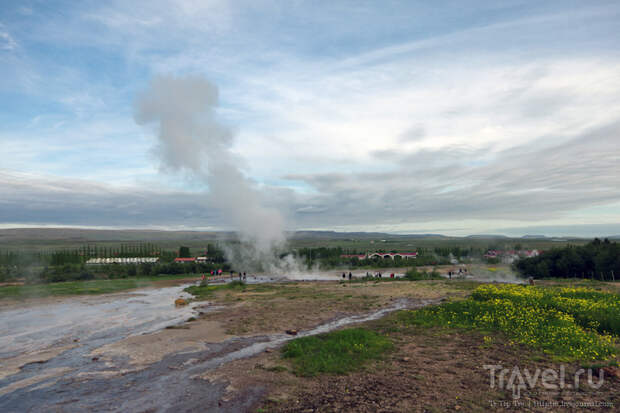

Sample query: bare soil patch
[195,280,467,336]
[211,325,619,412]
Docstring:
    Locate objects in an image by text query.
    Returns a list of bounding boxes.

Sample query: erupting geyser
[135,75,293,273]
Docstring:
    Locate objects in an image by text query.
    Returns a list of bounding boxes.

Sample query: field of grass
[282,328,393,376]
[392,284,619,362]
[0,274,200,300]
[183,280,247,300]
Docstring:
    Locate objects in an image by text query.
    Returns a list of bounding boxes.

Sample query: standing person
[348,272,352,280]
[342,272,346,279]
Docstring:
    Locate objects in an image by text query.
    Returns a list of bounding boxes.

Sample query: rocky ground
[217,323,620,412]
[1,278,618,412]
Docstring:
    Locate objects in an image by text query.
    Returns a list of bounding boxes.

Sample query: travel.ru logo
[483,364,605,399]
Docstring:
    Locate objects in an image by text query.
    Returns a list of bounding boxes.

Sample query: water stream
[0,283,199,359]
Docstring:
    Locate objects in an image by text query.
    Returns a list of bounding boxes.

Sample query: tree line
[0,243,228,283]
[514,238,620,280]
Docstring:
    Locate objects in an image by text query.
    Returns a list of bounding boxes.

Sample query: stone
[174,298,188,306]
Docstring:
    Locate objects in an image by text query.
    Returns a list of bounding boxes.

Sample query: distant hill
[0,228,449,243]
[0,228,229,243]
[0,227,598,244]
[466,234,509,239]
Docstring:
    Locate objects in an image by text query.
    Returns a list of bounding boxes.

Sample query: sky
[1,0,620,237]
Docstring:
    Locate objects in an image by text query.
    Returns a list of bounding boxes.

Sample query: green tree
[178,246,191,258]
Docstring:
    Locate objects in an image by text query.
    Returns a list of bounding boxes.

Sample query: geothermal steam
[134,75,290,271]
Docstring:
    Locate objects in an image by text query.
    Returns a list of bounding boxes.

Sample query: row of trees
[0,243,164,266]
[514,239,620,280]
[1,243,228,267]
[35,261,233,283]
[0,243,229,283]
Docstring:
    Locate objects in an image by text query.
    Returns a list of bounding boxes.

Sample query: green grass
[281,327,393,376]
[0,274,200,300]
[1,279,148,300]
[392,284,618,362]
[184,280,247,300]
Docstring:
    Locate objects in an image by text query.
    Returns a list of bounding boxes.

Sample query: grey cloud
[295,206,329,214]
[398,125,426,142]
[0,171,221,228]
[289,120,620,227]
[3,117,619,232]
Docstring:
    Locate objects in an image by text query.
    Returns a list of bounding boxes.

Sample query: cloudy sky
[1,0,620,236]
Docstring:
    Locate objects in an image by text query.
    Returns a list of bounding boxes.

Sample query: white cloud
[2,1,620,234]
[0,24,17,50]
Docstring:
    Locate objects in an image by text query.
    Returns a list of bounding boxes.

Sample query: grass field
[0,274,200,300]
[184,280,247,300]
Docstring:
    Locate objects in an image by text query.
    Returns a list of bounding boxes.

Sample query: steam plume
[134,75,287,270]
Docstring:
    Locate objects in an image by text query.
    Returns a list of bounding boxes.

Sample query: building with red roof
[174,257,196,263]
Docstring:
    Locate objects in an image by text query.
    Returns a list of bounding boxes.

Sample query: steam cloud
[134,74,291,272]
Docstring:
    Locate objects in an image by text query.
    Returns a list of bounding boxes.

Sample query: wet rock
[174,298,188,306]
[24,359,48,366]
